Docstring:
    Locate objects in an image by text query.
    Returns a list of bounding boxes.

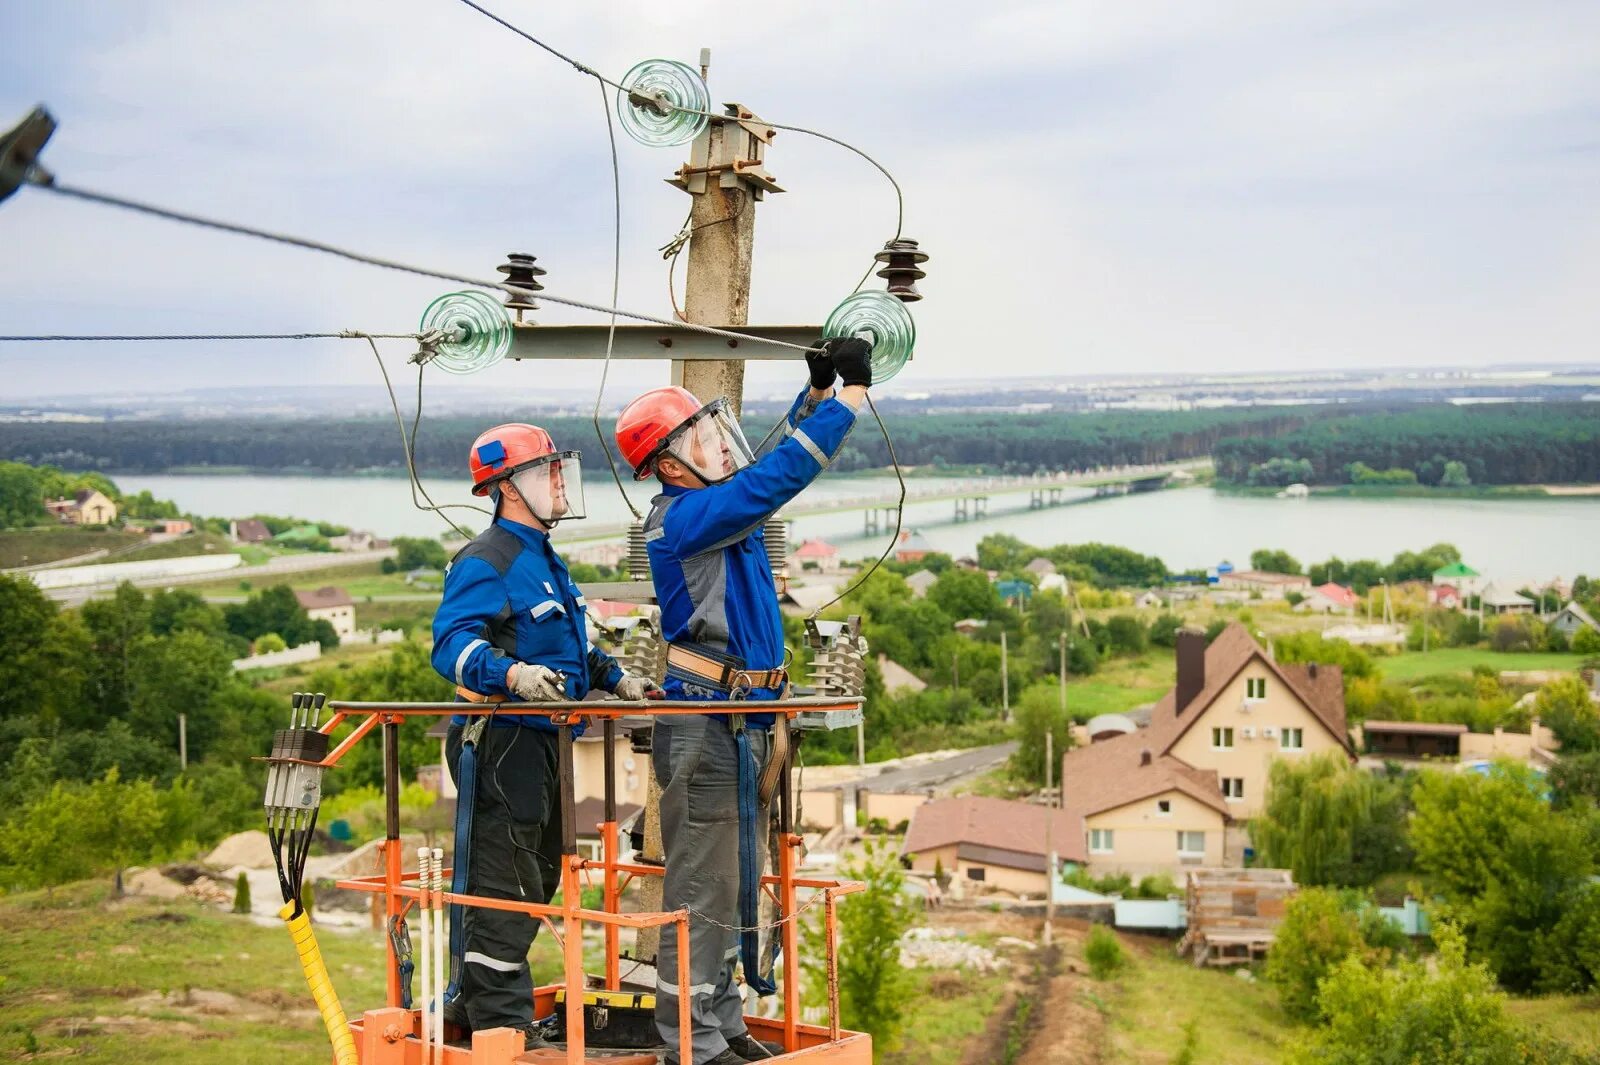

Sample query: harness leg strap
[734,719,777,997]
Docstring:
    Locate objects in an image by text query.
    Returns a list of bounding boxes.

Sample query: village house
[1549,602,1599,641]
[1432,561,1484,598]
[893,529,935,564]
[1298,582,1360,614]
[1480,582,1534,615]
[44,488,116,526]
[328,529,388,552]
[905,569,938,599]
[902,796,1075,897]
[1024,557,1056,579]
[294,586,357,640]
[1058,623,1349,878]
[791,538,840,573]
[1214,569,1313,599]
[230,518,272,544]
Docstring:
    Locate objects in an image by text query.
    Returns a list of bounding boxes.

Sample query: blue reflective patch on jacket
[430,517,622,732]
[645,387,858,725]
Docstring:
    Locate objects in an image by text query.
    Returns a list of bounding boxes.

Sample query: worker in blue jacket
[614,338,873,1065]
[431,422,656,1044]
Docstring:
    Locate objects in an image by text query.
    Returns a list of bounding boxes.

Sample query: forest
[1212,403,1600,486]
[0,406,1316,476]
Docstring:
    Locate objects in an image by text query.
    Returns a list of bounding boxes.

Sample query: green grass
[0,526,145,567]
[1102,942,1290,1064]
[1507,994,1600,1054]
[101,530,239,564]
[1065,652,1175,721]
[884,943,1014,1065]
[188,560,419,599]
[0,881,388,1064]
[1379,649,1587,681]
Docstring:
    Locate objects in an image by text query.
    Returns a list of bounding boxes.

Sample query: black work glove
[804,338,836,390]
[826,336,873,388]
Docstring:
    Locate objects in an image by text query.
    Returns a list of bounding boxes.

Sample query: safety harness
[443,713,488,1004]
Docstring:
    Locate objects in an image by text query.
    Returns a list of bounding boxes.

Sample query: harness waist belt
[455,686,506,703]
[666,643,786,692]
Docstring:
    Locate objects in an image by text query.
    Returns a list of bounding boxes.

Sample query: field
[1379,648,1588,681]
[1063,652,1175,720]
[0,526,145,567]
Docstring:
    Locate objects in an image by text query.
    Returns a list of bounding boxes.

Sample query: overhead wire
[593,74,641,520]
[0,331,421,342]
[29,179,820,355]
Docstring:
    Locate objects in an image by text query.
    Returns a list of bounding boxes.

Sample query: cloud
[1,0,1598,399]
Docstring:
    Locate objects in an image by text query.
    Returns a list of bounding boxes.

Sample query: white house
[1551,602,1600,640]
[295,586,357,640]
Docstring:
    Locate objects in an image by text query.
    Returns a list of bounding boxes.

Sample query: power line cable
[29,179,820,355]
[592,76,641,520]
[804,392,905,619]
[446,0,904,251]
[0,332,420,342]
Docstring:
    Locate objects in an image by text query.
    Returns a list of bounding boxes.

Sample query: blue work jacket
[643,386,858,724]
[431,516,622,732]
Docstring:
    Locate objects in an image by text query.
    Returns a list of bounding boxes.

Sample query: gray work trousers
[653,713,770,1062]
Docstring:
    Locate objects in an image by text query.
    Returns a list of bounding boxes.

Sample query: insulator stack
[805,615,869,698]
[763,518,789,580]
[824,289,916,385]
[624,614,667,682]
[418,290,512,375]
[497,252,546,323]
[626,520,651,581]
[873,238,929,303]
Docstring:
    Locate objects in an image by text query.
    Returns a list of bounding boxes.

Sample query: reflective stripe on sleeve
[454,638,488,686]
[791,427,829,468]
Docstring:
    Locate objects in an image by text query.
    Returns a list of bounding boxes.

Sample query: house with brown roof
[230,518,272,544]
[1215,570,1313,599]
[1059,623,1350,878]
[44,488,116,526]
[902,796,1076,897]
[295,586,356,640]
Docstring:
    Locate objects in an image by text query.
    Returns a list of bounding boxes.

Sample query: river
[116,473,1600,585]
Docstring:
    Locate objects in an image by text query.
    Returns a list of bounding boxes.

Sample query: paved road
[44,546,397,604]
[815,741,1019,794]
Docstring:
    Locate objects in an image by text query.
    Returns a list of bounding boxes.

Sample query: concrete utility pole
[1044,730,1055,947]
[638,57,782,964]
[178,713,187,771]
[1058,631,1067,713]
[1001,631,1010,721]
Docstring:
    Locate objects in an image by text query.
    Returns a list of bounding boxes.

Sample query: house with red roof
[791,538,840,573]
[1298,582,1360,614]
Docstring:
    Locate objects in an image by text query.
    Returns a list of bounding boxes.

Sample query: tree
[1103,614,1148,656]
[1272,632,1375,683]
[1288,925,1580,1065]
[1265,888,1400,1022]
[1575,626,1600,656]
[1549,750,1600,811]
[1084,925,1126,979]
[1251,754,1408,887]
[1008,682,1073,785]
[0,576,90,727]
[233,871,252,914]
[801,838,917,1052]
[1250,548,1302,575]
[0,461,48,526]
[928,568,1000,622]
[1410,763,1594,990]
[392,536,448,571]
[1148,613,1181,648]
[1439,460,1472,488]
[1537,676,1600,752]
[224,584,338,648]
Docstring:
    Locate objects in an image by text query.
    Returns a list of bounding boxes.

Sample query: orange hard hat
[468,423,557,496]
[615,386,705,480]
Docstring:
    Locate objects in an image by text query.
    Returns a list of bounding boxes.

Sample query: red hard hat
[468,423,557,496]
[615,386,704,480]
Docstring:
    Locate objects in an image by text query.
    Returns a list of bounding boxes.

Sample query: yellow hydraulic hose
[280,901,360,1065]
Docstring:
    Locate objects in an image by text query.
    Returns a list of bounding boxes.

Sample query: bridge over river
[561,459,1211,544]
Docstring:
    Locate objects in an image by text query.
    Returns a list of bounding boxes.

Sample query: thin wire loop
[593,77,642,520]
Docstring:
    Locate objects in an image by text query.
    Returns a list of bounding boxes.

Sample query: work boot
[725,1032,784,1060]
[663,1048,744,1065]
[441,998,470,1033]
[511,1022,554,1050]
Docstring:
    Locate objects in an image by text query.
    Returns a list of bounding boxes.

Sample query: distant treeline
[1213,404,1600,486]
[0,407,1316,476]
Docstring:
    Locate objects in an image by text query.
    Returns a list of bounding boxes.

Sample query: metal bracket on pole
[668,102,782,198]
[0,106,56,205]
[507,322,819,362]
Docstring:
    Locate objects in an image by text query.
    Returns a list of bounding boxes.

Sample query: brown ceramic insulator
[873,238,929,303]
[497,252,547,313]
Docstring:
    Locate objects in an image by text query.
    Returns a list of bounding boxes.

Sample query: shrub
[1265,887,1398,1022]
[1084,924,1126,979]
[1574,626,1600,656]
[232,871,252,914]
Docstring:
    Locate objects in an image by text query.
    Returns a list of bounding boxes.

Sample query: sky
[1,0,1598,401]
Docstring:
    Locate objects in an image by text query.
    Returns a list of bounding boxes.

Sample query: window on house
[1156,800,1172,816]
[1222,777,1245,801]
[1177,831,1205,857]
[1246,677,1267,699]
[1211,727,1234,749]
[1090,829,1115,854]
[966,866,986,881]
[1280,727,1304,750]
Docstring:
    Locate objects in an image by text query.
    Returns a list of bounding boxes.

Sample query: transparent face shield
[507,451,586,526]
[661,400,755,484]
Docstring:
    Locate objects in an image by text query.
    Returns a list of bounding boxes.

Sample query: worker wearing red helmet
[430,423,657,1046]
[615,337,873,1065]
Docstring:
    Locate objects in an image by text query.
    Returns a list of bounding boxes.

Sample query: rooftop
[295,586,353,609]
[1363,720,1469,735]
[902,796,1075,867]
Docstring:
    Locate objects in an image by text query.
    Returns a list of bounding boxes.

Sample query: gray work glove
[508,662,565,701]
[612,674,660,701]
